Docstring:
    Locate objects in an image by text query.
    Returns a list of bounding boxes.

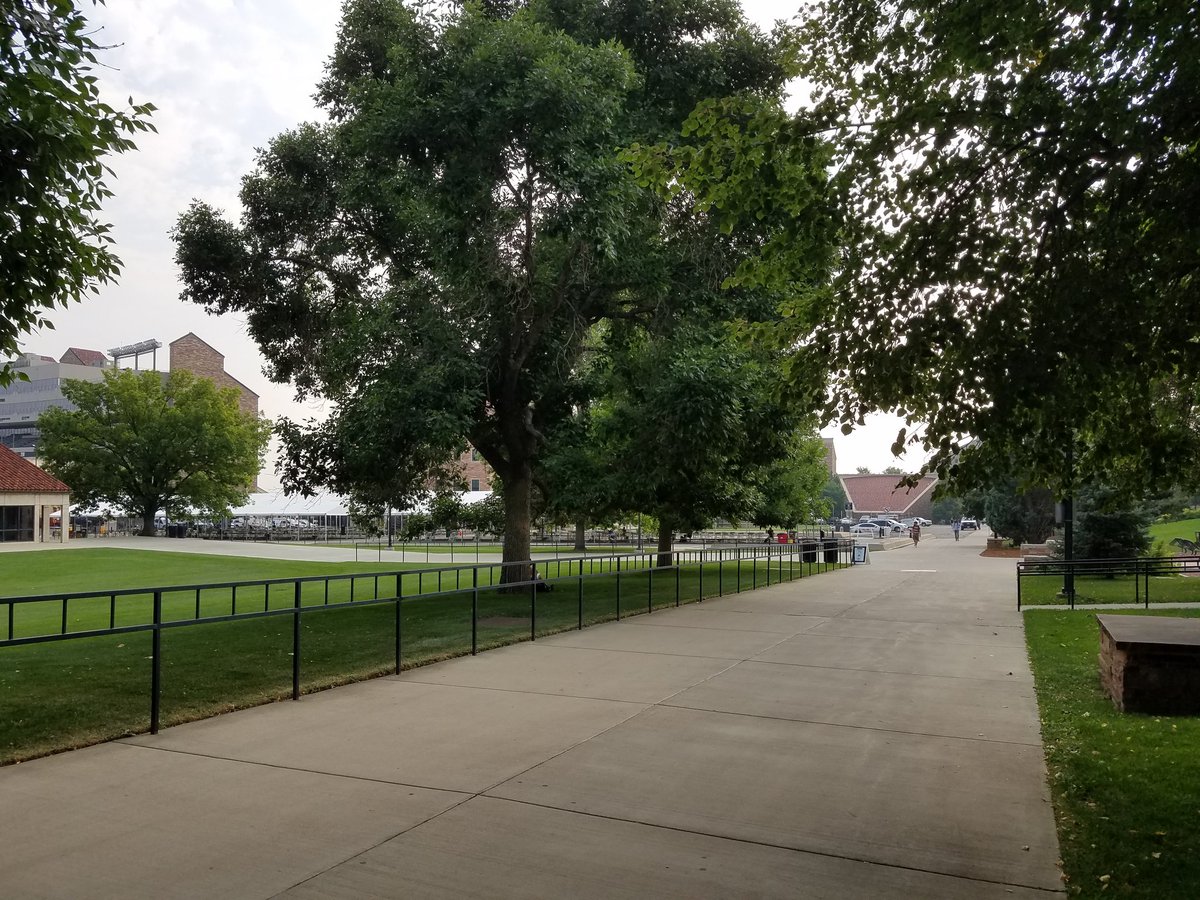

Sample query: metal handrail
[1016,554,1200,609]
[1,540,852,735]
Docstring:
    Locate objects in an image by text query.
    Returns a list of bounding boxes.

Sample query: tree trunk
[140,506,156,537]
[500,463,533,585]
[574,519,586,551]
[656,519,674,568]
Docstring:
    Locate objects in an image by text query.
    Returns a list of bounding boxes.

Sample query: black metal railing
[1,540,850,740]
[1016,554,1200,609]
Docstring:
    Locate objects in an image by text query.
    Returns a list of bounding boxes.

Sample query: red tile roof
[0,446,70,493]
[840,474,937,516]
[60,347,108,366]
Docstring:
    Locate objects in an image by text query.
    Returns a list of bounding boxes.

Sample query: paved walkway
[0,531,1063,897]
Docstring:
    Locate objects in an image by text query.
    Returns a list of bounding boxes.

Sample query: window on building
[470,449,479,461]
[470,479,480,491]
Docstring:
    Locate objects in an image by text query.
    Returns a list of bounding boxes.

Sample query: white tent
[229,489,493,519]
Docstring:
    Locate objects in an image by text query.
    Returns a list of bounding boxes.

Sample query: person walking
[952,519,961,541]
[909,522,921,545]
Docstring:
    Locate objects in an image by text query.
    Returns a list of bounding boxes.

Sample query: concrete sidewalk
[0,530,1063,897]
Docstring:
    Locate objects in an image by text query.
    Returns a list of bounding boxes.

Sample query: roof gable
[0,446,70,493]
[60,347,108,367]
[839,474,937,515]
[169,332,223,358]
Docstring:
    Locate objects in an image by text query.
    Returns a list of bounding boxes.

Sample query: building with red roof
[839,473,938,519]
[58,347,109,368]
[0,445,70,543]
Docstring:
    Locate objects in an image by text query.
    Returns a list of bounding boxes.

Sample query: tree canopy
[657,1,1199,498]
[38,369,270,535]
[1,0,154,385]
[795,0,1200,496]
[173,0,822,571]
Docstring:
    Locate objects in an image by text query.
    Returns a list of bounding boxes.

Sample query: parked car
[960,517,979,530]
[849,524,879,536]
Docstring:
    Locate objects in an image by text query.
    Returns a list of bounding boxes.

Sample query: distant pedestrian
[766,527,774,544]
[952,520,961,541]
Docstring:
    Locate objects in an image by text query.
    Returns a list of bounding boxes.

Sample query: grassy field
[1147,517,1200,547]
[1019,573,1200,606]
[0,547,832,764]
[1024,609,1200,897]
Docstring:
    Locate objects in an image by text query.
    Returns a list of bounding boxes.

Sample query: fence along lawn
[1,546,843,764]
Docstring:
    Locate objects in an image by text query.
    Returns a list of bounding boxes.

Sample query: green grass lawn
[1024,609,1200,897]
[0,547,835,764]
[1019,572,1200,606]
[1147,517,1200,547]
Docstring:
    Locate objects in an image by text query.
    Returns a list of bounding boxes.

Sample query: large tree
[1,0,154,385]
[38,369,270,535]
[173,0,793,574]
[590,321,815,563]
[795,0,1200,497]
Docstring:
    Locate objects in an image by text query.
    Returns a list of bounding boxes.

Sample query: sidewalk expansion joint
[746,656,1036,685]
[477,795,1065,896]
[523,642,749,662]
[110,740,475,795]
[385,677,653,706]
[654,702,1043,748]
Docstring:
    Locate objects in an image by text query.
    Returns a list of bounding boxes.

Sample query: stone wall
[1100,626,1200,715]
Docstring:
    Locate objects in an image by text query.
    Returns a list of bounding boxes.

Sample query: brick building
[839,473,938,520]
[169,333,259,418]
[456,449,492,492]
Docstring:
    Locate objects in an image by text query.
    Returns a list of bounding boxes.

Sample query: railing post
[292,581,302,700]
[675,556,680,607]
[530,569,537,641]
[472,566,479,655]
[578,570,584,630]
[736,552,741,593]
[698,549,704,602]
[718,552,722,597]
[648,564,653,614]
[395,575,403,674]
[1016,566,1023,611]
[150,590,162,735]
[616,556,622,620]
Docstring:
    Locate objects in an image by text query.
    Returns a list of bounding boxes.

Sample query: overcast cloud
[24,0,921,487]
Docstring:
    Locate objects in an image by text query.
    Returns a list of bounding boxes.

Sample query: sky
[24,0,925,488]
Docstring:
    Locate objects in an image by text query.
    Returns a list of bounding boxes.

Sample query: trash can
[801,540,818,563]
[823,538,839,564]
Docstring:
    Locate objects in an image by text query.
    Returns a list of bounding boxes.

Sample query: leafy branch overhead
[796,0,1200,495]
[0,0,155,384]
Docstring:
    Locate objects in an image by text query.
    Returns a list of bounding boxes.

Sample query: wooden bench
[1098,615,1200,714]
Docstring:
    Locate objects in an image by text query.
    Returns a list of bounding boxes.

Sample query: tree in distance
[38,369,271,536]
[172,0,803,576]
[0,0,155,385]
[963,477,1055,546]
